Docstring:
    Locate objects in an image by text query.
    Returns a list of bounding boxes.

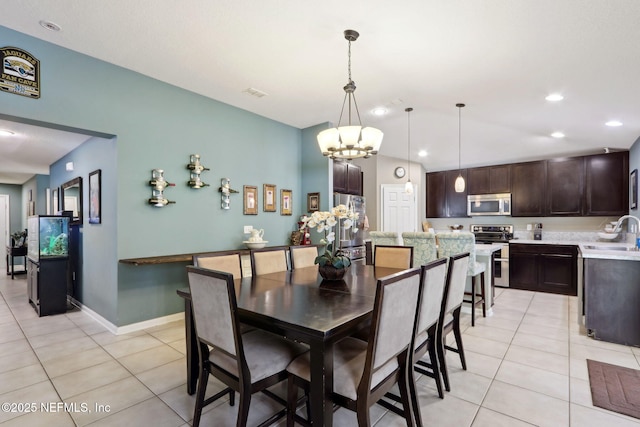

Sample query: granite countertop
[475,243,505,256]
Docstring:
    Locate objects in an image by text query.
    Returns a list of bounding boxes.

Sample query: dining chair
[286,267,423,427]
[374,245,413,269]
[401,232,438,267]
[186,266,307,427]
[437,252,471,393]
[368,230,400,247]
[435,231,486,326]
[193,252,243,279]
[250,247,289,276]
[289,245,318,269]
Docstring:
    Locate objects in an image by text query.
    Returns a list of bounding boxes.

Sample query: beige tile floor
[1,274,640,426]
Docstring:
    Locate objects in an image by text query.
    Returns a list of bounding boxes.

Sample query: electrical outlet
[243,225,253,234]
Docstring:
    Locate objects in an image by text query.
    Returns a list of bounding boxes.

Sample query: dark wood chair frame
[249,247,290,277]
[373,245,414,268]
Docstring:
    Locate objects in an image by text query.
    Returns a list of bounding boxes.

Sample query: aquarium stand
[27,258,69,316]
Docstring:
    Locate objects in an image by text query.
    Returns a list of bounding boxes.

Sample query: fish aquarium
[27,215,70,261]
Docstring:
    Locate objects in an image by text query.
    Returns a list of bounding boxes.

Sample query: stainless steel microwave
[467,193,511,216]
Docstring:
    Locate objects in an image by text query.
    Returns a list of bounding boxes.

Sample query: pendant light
[404,107,414,194]
[317,30,383,160]
[454,103,466,193]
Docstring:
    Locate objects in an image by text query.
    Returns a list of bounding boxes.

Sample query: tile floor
[1,274,640,426]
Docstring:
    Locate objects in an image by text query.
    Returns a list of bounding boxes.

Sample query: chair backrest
[443,253,470,315]
[436,231,477,275]
[416,258,448,336]
[186,266,241,359]
[289,245,318,269]
[401,232,437,267]
[366,268,422,375]
[250,248,289,276]
[369,231,400,247]
[374,245,413,269]
[193,253,243,279]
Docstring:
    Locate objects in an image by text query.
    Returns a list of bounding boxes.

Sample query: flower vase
[318,264,348,281]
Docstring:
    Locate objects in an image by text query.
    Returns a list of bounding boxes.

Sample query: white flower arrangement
[299,204,359,268]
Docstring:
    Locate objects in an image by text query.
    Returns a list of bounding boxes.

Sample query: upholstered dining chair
[368,230,400,247]
[289,245,318,269]
[401,232,438,267]
[250,247,289,276]
[374,245,414,269]
[437,252,470,393]
[186,266,307,427]
[286,267,423,427]
[193,252,243,279]
[435,231,486,326]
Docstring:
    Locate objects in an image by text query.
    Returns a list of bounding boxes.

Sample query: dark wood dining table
[176,263,403,427]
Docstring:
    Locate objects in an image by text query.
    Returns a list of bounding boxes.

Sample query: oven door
[494,245,509,287]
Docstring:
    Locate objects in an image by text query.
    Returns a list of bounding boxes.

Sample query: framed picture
[89,169,102,224]
[307,192,320,212]
[263,184,276,212]
[244,185,258,215]
[631,169,638,210]
[52,188,59,213]
[281,189,292,216]
[27,201,35,216]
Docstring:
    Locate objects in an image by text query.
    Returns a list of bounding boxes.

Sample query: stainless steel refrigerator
[333,193,366,262]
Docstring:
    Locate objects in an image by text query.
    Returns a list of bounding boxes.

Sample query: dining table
[176,263,403,427]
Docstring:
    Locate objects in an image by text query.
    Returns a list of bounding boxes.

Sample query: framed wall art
[307,192,320,212]
[281,189,292,216]
[263,184,276,212]
[244,185,258,215]
[89,169,102,224]
[52,188,59,213]
[631,169,638,210]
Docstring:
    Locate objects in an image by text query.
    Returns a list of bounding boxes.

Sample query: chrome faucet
[613,215,640,233]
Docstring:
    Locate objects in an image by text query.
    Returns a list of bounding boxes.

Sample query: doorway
[381,184,418,236]
[0,194,9,272]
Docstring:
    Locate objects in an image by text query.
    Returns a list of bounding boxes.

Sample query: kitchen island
[579,242,640,346]
[475,243,505,315]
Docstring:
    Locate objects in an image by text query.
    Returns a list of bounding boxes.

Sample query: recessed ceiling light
[551,131,565,138]
[545,93,564,102]
[371,107,387,116]
[0,129,15,136]
[39,20,61,32]
[605,120,623,127]
[418,150,427,157]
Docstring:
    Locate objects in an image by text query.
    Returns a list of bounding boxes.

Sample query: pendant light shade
[455,103,466,193]
[404,107,414,194]
[317,30,383,160]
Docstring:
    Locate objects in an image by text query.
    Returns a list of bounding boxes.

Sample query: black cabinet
[333,161,362,195]
[546,157,584,216]
[509,243,577,296]
[511,161,546,217]
[27,258,69,316]
[426,170,468,218]
[468,165,511,194]
[585,152,629,216]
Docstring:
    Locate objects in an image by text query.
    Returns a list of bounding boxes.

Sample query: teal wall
[0,25,322,326]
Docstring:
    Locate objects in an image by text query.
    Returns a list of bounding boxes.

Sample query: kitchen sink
[583,245,634,251]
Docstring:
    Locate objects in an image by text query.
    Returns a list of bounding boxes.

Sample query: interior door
[381,184,417,236]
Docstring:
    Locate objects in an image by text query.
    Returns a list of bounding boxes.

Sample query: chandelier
[317,30,383,160]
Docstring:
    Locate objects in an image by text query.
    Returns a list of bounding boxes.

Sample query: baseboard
[68,297,184,335]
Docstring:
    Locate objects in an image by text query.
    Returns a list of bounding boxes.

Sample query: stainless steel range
[471,224,513,287]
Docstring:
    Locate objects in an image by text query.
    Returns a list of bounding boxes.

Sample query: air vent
[243,88,268,98]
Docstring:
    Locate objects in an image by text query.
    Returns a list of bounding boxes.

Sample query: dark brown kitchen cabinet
[511,161,546,217]
[509,243,577,296]
[426,170,468,218]
[468,165,511,194]
[333,160,362,195]
[585,152,629,216]
[546,157,584,216]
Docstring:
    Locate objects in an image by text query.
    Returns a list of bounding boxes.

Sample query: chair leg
[436,326,450,392]
[237,383,252,427]
[480,272,486,318]
[192,364,210,427]
[356,398,372,427]
[398,360,416,427]
[229,389,235,406]
[452,309,467,371]
[470,277,476,327]
[406,362,422,427]
[286,375,297,427]
[427,330,444,398]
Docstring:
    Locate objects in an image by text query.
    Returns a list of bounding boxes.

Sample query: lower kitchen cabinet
[509,243,577,295]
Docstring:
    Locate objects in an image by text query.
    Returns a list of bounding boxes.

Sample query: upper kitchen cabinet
[333,160,362,195]
[467,165,511,195]
[546,157,584,216]
[426,170,468,218]
[585,151,629,216]
[511,161,546,217]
